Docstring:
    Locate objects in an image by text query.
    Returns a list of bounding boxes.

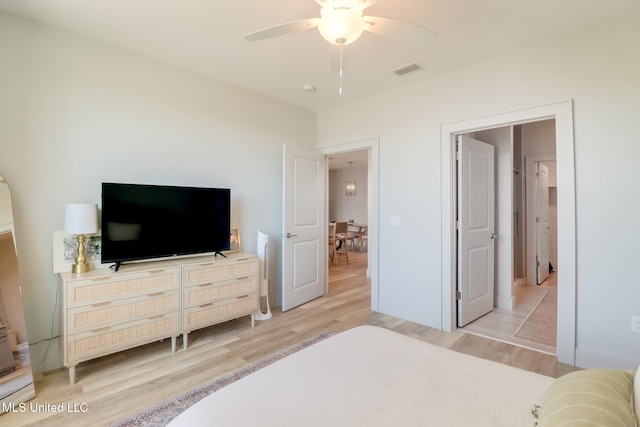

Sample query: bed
[167,325,639,426]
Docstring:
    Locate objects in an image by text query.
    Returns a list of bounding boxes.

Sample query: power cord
[35,277,60,373]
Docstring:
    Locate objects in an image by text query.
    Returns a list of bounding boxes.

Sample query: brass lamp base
[71,234,91,274]
[71,262,90,274]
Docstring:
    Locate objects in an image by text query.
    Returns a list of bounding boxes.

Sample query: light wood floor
[2,255,576,426]
[460,272,558,355]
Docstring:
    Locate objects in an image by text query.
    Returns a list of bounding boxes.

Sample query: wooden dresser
[181,255,258,349]
[60,252,258,385]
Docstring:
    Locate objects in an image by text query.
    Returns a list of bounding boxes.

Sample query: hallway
[459,273,557,355]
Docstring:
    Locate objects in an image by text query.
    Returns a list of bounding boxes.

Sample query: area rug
[111,332,334,427]
[513,288,557,347]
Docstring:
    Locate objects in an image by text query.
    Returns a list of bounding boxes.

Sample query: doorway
[327,150,369,281]
[327,150,369,282]
[319,138,380,312]
[455,121,558,349]
[440,100,577,365]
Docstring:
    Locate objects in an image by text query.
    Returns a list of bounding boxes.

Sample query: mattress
[168,325,554,426]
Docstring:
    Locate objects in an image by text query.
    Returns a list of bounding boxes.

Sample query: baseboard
[378,301,441,329]
[495,295,516,310]
[575,348,638,370]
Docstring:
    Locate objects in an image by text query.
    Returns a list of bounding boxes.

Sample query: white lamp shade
[64,203,98,235]
[318,7,364,45]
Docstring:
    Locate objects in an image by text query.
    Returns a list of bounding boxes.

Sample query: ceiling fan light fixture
[318,7,364,45]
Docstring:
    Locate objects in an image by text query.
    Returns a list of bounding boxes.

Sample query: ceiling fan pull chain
[339,40,344,95]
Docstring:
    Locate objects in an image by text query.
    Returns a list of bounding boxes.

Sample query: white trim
[319,138,380,312]
[440,100,576,365]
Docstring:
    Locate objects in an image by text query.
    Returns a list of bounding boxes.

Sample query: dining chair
[334,222,355,265]
[328,222,337,266]
[359,227,368,252]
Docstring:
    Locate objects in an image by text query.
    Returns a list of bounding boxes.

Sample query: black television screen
[101,183,230,270]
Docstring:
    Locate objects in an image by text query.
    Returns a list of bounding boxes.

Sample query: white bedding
[168,325,553,426]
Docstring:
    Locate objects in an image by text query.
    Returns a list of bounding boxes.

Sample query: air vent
[392,62,422,76]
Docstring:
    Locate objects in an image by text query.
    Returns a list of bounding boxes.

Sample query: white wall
[329,165,368,224]
[318,18,640,368]
[0,11,317,373]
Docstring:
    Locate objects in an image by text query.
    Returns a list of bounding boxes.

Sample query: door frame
[440,100,577,365]
[318,137,379,311]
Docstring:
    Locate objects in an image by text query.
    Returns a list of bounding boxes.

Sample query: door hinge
[456,220,461,230]
[456,290,462,300]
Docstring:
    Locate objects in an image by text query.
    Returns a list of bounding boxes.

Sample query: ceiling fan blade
[363,15,438,42]
[244,18,320,41]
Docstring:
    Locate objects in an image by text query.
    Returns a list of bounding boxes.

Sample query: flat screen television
[101,183,230,271]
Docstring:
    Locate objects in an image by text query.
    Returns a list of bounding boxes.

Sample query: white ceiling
[328,150,368,171]
[0,0,637,112]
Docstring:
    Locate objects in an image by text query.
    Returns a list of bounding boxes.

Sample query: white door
[536,163,550,284]
[282,145,326,311]
[457,135,495,327]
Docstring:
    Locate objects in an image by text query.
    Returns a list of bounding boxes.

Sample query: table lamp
[64,203,98,273]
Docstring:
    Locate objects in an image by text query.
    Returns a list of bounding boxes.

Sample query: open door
[536,163,550,284]
[457,135,495,327]
[282,145,326,311]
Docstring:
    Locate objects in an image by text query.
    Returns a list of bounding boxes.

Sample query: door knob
[490,233,497,239]
[286,232,298,238]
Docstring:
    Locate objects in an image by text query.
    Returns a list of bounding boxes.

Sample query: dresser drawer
[183,294,258,332]
[67,312,180,363]
[67,267,180,308]
[67,290,180,334]
[183,257,258,287]
[183,276,258,308]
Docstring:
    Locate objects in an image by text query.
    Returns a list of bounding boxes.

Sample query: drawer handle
[237,295,249,299]
[148,269,165,274]
[91,326,111,333]
[198,283,213,287]
[236,276,249,281]
[91,301,110,307]
[237,258,248,261]
[198,263,213,267]
[198,303,213,308]
[148,314,164,320]
[148,292,165,297]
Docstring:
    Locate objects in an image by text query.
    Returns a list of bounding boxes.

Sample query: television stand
[214,251,227,258]
[111,261,123,272]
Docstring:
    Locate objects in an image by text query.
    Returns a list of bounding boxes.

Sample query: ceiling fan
[244,0,437,94]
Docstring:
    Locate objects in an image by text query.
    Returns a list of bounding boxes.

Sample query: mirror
[0,175,35,408]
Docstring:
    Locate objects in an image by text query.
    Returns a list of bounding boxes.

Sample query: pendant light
[345,161,356,196]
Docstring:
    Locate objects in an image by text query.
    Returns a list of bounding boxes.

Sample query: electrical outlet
[631,316,640,333]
